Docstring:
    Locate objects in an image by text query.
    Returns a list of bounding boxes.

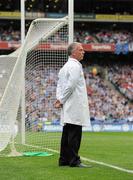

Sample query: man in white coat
[54,42,91,168]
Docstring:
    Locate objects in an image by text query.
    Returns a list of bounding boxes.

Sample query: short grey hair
[67,42,80,56]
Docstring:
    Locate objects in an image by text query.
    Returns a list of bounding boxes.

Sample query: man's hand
[54,100,63,109]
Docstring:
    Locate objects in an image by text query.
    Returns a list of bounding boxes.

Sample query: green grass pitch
[0,132,133,180]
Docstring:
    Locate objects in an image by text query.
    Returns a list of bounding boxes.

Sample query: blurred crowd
[95,30,133,44]
[85,67,132,122]
[0,27,21,42]
[0,27,133,45]
[74,30,133,44]
[108,65,133,101]
[0,24,132,131]
[25,64,133,131]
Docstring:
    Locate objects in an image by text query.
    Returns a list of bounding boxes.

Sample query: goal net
[0,17,68,156]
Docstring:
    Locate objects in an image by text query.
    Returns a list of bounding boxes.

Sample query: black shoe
[74,163,92,168]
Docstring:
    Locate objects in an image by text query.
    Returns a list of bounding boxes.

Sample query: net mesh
[0,17,68,156]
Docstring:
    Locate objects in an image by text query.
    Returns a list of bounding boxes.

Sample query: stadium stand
[0,0,133,128]
[0,24,133,44]
[24,63,132,131]
[108,65,133,101]
[0,28,21,42]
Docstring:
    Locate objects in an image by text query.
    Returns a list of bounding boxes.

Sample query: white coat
[56,57,91,127]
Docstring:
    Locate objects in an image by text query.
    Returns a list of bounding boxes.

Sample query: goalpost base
[8,150,22,157]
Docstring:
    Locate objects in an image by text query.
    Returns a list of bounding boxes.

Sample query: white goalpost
[0,17,69,156]
[0,0,74,157]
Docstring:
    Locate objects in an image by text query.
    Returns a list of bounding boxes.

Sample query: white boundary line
[23,144,133,174]
[81,156,133,174]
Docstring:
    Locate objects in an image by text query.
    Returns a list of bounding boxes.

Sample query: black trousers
[59,123,82,166]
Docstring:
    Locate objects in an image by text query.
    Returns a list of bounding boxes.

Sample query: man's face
[72,44,85,61]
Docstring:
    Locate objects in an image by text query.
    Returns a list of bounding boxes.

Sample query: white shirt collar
[68,57,82,66]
